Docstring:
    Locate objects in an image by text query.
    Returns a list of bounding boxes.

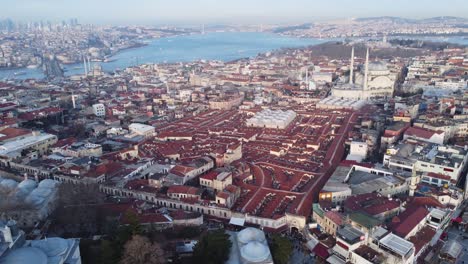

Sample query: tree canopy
[269,234,293,264]
[120,234,165,264]
[192,230,232,264]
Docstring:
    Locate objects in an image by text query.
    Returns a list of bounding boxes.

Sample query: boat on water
[26,65,38,69]
[14,71,26,76]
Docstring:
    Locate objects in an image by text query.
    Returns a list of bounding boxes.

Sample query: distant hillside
[354,16,416,23]
[273,23,312,34]
[355,16,468,24]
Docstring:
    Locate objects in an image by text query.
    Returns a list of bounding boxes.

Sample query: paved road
[445,225,468,264]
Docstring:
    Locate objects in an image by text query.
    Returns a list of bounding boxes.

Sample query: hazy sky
[2,0,468,25]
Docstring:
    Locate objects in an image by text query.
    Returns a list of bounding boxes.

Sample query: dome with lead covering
[237,227,266,244]
[31,237,69,257]
[240,241,270,262]
[17,179,37,192]
[0,247,48,264]
[0,179,18,190]
[368,61,388,72]
[38,179,58,189]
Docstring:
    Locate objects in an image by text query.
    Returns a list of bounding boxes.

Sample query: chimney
[363,47,369,90]
[349,46,354,84]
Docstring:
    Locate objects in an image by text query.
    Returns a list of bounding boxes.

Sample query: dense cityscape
[0,3,467,264]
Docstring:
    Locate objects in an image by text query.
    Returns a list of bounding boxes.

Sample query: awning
[229,217,245,226]
[313,243,330,259]
[451,217,462,223]
[306,237,319,251]
[326,255,346,264]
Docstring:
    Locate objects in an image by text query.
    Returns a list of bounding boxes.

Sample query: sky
[2,0,468,25]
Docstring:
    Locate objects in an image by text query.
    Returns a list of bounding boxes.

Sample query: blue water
[0,32,331,80]
[1,32,467,81]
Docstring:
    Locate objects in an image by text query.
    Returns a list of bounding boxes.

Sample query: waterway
[0,32,467,81]
[0,32,331,80]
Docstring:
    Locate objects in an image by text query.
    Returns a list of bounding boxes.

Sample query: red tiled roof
[170,165,195,176]
[200,171,219,181]
[0,127,31,141]
[344,193,400,216]
[389,205,429,238]
[167,185,200,196]
[216,191,230,200]
[324,211,343,226]
[405,127,442,139]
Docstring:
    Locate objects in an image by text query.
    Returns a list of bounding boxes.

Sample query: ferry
[14,71,26,76]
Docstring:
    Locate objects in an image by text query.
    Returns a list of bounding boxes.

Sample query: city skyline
[2,0,468,25]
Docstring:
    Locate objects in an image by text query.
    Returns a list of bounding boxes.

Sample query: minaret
[409,166,418,197]
[305,68,309,89]
[363,47,369,90]
[72,92,76,109]
[83,56,88,75]
[349,46,354,85]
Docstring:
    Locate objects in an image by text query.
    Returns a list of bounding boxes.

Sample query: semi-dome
[237,227,266,244]
[240,241,270,263]
[0,247,48,264]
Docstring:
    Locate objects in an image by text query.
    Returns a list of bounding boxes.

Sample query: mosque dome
[0,247,48,264]
[237,227,266,244]
[0,179,18,190]
[240,241,270,263]
[31,237,69,257]
[38,179,58,189]
[368,61,388,71]
[17,179,38,192]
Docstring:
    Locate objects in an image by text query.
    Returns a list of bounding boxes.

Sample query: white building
[0,132,57,160]
[92,103,105,117]
[0,220,81,264]
[128,123,155,138]
[331,47,396,101]
[227,227,273,264]
[347,141,368,162]
[246,109,296,129]
[384,141,468,182]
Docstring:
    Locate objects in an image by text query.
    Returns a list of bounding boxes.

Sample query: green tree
[193,230,232,264]
[100,239,118,264]
[269,234,293,264]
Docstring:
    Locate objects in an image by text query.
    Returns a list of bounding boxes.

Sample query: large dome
[237,227,266,244]
[240,241,270,263]
[0,247,48,264]
[368,61,388,71]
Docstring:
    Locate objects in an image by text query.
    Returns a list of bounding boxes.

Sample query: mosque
[226,227,274,264]
[331,46,396,100]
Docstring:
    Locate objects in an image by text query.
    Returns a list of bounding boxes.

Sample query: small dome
[0,247,48,264]
[241,241,270,262]
[31,237,69,257]
[18,179,37,192]
[237,227,266,244]
[0,179,18,190]
[38,179,58,189]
